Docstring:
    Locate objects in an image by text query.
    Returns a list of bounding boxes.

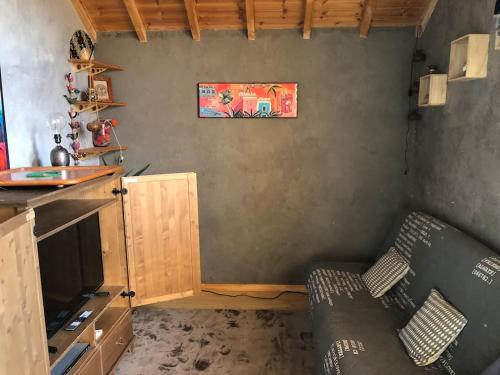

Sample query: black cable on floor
[201,289,308,300]
[404,35,422,175]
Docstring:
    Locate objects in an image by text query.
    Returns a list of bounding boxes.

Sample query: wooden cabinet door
[0,210,50,375]
[121,173,201,307]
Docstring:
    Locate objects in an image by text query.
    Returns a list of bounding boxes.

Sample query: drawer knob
[116,337,127,345]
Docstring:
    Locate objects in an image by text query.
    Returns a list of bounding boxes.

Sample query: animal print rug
[114,308,314,374]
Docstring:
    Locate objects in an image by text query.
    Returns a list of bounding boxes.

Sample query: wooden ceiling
[71,0,438,42]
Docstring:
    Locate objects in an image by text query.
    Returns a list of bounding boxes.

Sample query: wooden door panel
[0,210,50,375]
[122,173,201,307]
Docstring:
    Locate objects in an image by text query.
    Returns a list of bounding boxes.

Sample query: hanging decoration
[64,73,85,164]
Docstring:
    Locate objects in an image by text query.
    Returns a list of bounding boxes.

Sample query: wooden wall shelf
[418,74,448,107]
[72,101,127,114]
[448,34,490,82]
[34,199,115,241]
[48,286,125,368]
[79,146,128,161]
[69,59,124,76]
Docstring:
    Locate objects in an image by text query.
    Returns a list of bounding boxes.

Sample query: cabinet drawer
[72,349,102,375]
[100,311,133,374]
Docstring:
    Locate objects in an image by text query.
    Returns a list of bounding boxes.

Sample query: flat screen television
[38,213,104,339]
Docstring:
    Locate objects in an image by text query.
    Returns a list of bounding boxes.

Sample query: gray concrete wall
[411,0,500,253]
[0,0,87,167]
[97,29,414,284]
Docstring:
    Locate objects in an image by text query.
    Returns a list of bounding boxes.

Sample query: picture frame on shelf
[0,66,10,171]
[89,75,113,102]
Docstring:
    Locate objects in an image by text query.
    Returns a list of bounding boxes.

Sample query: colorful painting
[198,83,298,118]
[0,67,9,171]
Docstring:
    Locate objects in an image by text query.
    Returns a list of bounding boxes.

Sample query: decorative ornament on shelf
[70,30,94,60]
[87,118,119,147]
[80,88,97,102]
[47,112,70,166]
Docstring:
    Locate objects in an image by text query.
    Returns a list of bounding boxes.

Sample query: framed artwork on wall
[198,83,298,118]
[0,67,9,171]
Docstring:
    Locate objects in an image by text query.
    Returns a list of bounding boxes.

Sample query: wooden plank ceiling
[74,0,437,42]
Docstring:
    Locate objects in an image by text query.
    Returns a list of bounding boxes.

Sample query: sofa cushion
[381,211,500,374]
[362,247,410,298]
[307,262,442,375]
[399,289,468,366]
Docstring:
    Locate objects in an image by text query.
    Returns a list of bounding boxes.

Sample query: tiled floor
[115,308,315,374]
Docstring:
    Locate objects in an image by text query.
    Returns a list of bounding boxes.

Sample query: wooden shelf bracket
[72,101,127,114]
[78,146,128,161]
[68,59,124,76]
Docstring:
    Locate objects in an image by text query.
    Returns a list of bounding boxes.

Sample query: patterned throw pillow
[361,247,410,298]
[399,289,468,366]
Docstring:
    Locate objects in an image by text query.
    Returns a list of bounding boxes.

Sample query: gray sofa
[306,211,500,375]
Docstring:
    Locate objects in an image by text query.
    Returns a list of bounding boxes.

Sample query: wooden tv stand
[48,287,132,374]
[0,172,201,375]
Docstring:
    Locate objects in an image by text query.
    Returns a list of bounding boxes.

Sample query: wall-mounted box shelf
[418,74,448,107]
[448,34,490,82]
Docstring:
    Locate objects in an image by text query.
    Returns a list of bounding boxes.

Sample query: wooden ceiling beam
[245,0,256,40]
[70,0,97,42]
[417,0,438,38]
[359,0,377,38]
[183,0,201,41]
[123,0,148,42]
[303,0,314,39]
[75,0,431,38]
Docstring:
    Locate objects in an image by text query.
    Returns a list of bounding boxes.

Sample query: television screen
[38,213,104,339]
[0,67,9,170]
